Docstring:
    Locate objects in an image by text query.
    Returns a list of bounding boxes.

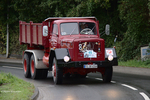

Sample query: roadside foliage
[0,0,150,61]
[0,72,34,100]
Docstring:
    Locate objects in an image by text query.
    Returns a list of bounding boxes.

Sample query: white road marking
[95,78,102,81]
[93,77,150,100]
[2,66,23,70]
[140,92,150,100]
[121,84,138,90]
[111,81,116,83]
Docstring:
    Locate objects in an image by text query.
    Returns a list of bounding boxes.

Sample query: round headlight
[64,56,70,62]
[108,55,113,61]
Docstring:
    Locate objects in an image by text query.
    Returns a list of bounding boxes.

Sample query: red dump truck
[19,17,118,84]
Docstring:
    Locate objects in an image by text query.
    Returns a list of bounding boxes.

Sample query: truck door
[51,24,58,48]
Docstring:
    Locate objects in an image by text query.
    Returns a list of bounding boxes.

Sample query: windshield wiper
[87,25,96,35]
[70,25,78,36]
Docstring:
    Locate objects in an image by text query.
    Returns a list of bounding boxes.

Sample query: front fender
[54,48,71,62]
[105,48,117,58]
[49,48,71,70]
[105,48,118,66]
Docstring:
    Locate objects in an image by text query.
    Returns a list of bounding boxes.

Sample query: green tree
[0,0,122,55]
[0,0,26,55]
[118,0,150,61]
[0,0,18,54]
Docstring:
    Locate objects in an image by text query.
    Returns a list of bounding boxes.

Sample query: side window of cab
[52,24,58,35]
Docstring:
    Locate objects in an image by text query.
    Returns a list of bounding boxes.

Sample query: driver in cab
[79,22,94,35]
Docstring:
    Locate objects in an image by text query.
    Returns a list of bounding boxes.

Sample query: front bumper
[57,58,118,68]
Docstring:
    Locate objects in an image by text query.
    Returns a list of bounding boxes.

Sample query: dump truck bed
[19,21,44,46]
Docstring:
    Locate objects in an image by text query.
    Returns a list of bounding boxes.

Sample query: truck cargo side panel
[19,21,43,46]
[27,25,30,44]
[38,26,42,45]
[33,25,37,44]
[22,25,25,43]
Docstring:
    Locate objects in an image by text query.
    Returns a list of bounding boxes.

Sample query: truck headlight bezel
[108,55,113,61]
[64,56,70,62]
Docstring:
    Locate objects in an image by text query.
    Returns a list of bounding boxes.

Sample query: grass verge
[0,72,34,100]
[119,60,150,68]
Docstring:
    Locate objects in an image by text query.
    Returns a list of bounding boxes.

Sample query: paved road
[0,62,150,100]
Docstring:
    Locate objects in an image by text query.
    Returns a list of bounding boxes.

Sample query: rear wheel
[102,66,113,83]
[30,55,48,79]
[52,58,63,84]
[30,55,39,79]
[23,53,31,78]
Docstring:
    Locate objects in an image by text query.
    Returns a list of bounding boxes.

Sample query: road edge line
[121,84,138,90]
[140,92,150,100]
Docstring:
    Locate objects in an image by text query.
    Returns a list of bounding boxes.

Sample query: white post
[6,3,9,58]
[6,22,9,58]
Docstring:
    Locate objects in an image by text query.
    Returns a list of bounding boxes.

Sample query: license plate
[83,64,98,68]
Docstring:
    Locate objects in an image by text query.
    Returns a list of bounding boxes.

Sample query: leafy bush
[117,0,150,61]
[0,72,34,100]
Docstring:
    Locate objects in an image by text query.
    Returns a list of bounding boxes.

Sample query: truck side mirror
[43,26,48,36]
[105,24,110,35]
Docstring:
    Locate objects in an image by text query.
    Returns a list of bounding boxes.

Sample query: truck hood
[61,35,103,43]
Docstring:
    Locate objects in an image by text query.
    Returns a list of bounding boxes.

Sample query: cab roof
[44,17,97,22]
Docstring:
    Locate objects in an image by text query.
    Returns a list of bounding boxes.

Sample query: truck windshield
[79,22,97,35]
[60,23,79,35]
[60,22,97,35]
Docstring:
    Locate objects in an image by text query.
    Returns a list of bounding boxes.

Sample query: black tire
[40,69,48,79]
[30,55,40,79]
[102,66,113,83]
[23,53,31,78]
[52,58,63,84]
[30,55,48,79]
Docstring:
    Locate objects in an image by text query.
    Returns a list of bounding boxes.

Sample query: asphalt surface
[0,57,150,100]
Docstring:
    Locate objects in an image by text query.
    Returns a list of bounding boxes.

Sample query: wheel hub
[31,60,35,74]
[24,59,27,72]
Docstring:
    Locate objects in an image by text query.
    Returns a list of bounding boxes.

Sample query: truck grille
[78,42,101,53]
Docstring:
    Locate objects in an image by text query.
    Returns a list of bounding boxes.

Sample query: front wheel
[52,58,63,84]
[102,66,113,83]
